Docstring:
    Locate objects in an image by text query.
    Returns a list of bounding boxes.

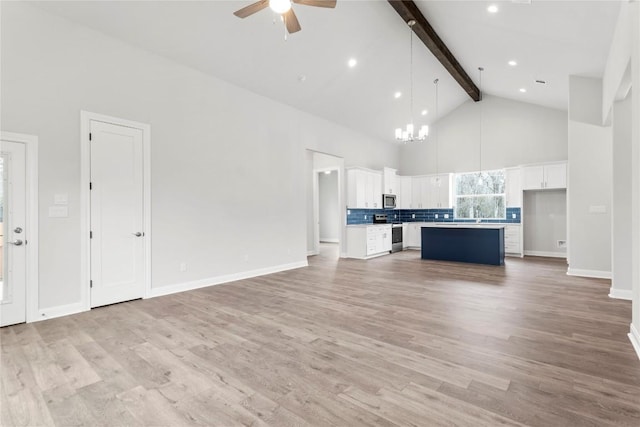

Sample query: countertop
[421,223,506,229]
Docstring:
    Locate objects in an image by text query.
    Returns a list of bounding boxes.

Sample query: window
[454,170,505,219]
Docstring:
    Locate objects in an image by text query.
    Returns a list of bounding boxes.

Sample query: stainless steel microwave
[382,194,397,209]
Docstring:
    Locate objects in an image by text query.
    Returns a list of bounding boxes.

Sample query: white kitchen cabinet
[411,176,430,209]
[404,222,424,248]
[347,168,383,209]
[427,174,453,209]
[346,224,392,259]
[504,224,523,257]
[522,162,566,190]
[505,167,522,207]
[398,176,413,209]
[383,167,398,195]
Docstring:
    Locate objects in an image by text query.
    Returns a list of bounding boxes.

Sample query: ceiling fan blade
[233,0,269,18]
[284,8,302,33]
[293,0,337,8]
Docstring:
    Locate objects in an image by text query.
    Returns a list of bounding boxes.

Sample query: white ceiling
[32,0,621,143]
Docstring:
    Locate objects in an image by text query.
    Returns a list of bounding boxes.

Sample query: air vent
[535,79,547,85]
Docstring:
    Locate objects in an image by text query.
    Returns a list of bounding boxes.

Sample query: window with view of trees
[454,170,506,219]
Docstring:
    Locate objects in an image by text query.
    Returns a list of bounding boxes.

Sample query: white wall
[319,171,339,242]
[400,95,568,176]
[523,190,567,257]
[630,0,640,355]
[1,3,399,315]
[567,76,613,278]
[611,93,633,298]
[603,1,632,123]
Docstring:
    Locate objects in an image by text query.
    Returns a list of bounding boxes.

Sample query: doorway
[81,112,151,309]
[1,132,38,327]
[306,150,344,258]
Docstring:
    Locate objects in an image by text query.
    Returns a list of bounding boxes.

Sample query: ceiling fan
[233,0,337,34]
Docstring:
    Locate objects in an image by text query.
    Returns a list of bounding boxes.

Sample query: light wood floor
[2,245,640,426]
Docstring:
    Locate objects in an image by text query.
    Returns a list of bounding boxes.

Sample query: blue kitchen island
[421,224,505,266]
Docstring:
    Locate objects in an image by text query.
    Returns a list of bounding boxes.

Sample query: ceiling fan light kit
[233,0,337,35]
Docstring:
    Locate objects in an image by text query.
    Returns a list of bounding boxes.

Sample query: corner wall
[567,76,613,278]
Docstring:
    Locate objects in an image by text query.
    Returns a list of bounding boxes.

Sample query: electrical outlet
[412,214,416,219]
[364,215,367,220]
[347,210,351,215]
[557,240,567,249]
[435,214,439,219]
[512,213,517,219]
[444,214,449,219]
[179,262,187,272]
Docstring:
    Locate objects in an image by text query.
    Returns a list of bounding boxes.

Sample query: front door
[90,120,145,308]
[1,140,27,326]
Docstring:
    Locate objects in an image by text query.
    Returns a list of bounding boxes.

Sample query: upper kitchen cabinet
[347,167,383,209]
[383,167,398,195]
[411,176,430,209]
[505,167,522,207]
[397,176,413,209]
[428,174,453,209]
[522,162,567,190]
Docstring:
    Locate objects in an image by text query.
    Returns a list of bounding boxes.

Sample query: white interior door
[1,140,27,327]
[90,120,144,308]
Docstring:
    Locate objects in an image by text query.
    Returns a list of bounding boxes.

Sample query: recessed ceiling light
[508,60,517,67]
[394,91,402,99]
[487,4,499,13]
[519,88,527,93]
[421,110,428,116]
[348,58,357,68]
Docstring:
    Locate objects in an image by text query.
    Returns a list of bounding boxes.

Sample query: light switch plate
[444,214,449,219]
[589,205,607,214]
[54,193,68,205]
[48,206,68,218]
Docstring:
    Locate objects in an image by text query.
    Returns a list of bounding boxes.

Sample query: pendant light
[433,78,440,185]
[477,66,484,185]
[395,20,428,143]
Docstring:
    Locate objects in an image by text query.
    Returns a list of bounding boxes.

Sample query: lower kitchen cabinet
[404,222,426,248]
[346,225,392,259]
[504,224,523,257]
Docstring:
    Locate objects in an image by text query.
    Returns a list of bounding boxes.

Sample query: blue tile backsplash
[346,207,521,225]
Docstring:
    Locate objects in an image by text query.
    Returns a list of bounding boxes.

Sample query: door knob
[133,232,143,237]
[8,239,23,246]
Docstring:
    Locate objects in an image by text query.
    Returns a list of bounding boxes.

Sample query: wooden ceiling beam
[387,0,481,102]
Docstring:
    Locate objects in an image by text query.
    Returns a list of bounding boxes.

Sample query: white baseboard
[319,238,339,243]
[609,288,633,300]
[34,301,88,323]
[524,250,567,258]
[567,268,612,279]
[629,324,640,361]
[149,260,308,298]
[307,250,319,256]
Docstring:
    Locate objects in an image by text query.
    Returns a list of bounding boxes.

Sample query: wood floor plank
[2,245,640,426]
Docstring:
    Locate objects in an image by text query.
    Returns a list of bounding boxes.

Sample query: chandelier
[395,20,428,143]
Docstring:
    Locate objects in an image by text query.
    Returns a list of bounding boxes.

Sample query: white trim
[567,268,612,279]
[629,324,640,361]
[307,250,319,256]
[320,238,339,243]
[148,260,308,298]
[80,111,152,311]
[524,250,567,258]
[34,301,88,323]
[1,132,39,323]
[608,288,633,300]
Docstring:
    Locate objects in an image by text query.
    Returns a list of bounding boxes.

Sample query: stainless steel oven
[391,224,403,253]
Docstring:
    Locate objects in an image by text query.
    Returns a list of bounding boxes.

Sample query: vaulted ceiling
[32,0,621,143]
